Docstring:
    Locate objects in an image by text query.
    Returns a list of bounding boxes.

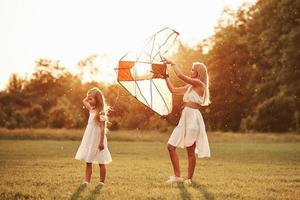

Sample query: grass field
[0,130,300,199]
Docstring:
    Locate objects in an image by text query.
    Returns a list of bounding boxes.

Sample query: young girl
[162,58,211,184]
[75,87,112,186]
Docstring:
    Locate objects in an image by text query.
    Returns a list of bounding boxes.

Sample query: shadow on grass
[191,181,214,200]
[71,183,87,200]
[177,183,191,200]
[87,184,104,200]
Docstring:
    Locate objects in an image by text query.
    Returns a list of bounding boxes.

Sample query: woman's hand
[161,57,175,66]
[157,73,169,79]
[98,143,104,151]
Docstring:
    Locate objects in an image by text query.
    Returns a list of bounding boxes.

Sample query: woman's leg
[167,144,180,177]
[99,164,106,182]
[85,162,92,182]
[186,143,196,179]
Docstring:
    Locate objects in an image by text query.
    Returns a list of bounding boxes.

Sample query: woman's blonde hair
[87,87,109,125]
[192,62,211,106]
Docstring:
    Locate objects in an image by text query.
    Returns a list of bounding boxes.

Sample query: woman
[163,58,211,184]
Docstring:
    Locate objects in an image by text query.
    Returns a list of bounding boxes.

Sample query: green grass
[1,128,300,142]
[0,133,300,199]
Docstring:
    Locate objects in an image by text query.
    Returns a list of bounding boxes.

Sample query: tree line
[0,0,299,132]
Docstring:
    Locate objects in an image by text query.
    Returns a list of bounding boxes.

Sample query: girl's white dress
[75,110,112,164]
[168,86,211,158]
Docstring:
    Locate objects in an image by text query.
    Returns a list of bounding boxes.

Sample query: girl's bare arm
[82,96,92,110]
[98,121,105,150]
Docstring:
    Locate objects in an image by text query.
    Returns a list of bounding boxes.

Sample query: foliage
[170,0,300,132]
[1,0,299,132]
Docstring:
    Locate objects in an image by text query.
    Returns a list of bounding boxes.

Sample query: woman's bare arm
[162,57,205,87]
[165,77,189,95]
[172,64,205,87]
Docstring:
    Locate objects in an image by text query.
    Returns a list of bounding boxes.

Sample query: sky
[0,0,256,89]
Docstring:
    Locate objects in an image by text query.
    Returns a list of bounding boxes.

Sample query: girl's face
[87,93,97,107]
[190,67,198,78]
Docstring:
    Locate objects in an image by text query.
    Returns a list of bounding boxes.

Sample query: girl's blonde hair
[192,62,211,106]
[87,87,109,125]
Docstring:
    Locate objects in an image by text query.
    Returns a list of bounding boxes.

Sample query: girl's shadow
[71,184,88,200]
[87,184,104,200]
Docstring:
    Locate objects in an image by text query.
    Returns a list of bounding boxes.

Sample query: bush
[48,97,85,128]
[108,119,120,131]
[145,115,169,131]
[48,108,66,128]
[240,115,255,132]
[252,96,296,132]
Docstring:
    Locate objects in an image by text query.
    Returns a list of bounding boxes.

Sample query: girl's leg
[85,162,92,182]
[186,143,196,179]
[99,164,106,183]
[167,144,180,177]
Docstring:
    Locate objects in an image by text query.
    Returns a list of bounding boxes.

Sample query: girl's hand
[82,96,93,110]
[98,143,104,151]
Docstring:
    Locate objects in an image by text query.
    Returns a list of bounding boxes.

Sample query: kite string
[110,69,123,112]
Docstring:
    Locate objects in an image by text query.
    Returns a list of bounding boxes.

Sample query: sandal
[81,181,90,186]
[97,181,105,186]
[166,176,184,183]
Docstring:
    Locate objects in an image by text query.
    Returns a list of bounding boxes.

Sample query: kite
[115,27,180,116]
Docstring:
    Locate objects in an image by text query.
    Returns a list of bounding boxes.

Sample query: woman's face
[87,93,97,107]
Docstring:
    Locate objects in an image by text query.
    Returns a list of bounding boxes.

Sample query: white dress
[75,109,112,164]
[168,86,211,158]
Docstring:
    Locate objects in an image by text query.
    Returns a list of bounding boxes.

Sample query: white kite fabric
[115,27,180,116]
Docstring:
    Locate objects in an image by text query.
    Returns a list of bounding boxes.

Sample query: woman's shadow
[177,181,214,200]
